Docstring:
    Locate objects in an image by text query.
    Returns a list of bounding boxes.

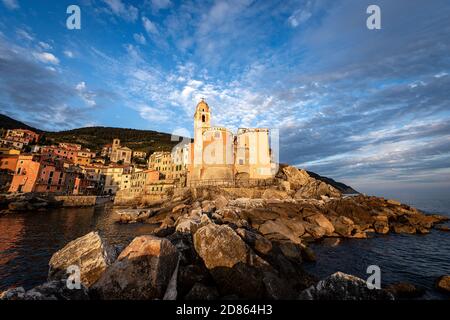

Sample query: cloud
[64,50,74,58]
[142,16,158,35]
[33,52,60,65]
[16,29,34,41]
[102,0,138,22]
[76,81,97,107]
[1,0,19,10]
[147,0,172,11]
[38,41,52,50]
[288,1,313,27]
[0,33,95,130]
[133,33,146,45]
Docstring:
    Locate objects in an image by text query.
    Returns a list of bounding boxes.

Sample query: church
[188,99,274,183]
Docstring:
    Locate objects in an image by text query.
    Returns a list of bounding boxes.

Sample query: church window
[202,115,206,122]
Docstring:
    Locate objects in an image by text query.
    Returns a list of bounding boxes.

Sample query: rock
[392,224,416,234]
[258,218,304,244]
[436,225,450,232]
[262,189,289,200]
[281,166,310,189]
[435,275,450,293]
[48,231,116,288]
[300,245,316,262]
[278,242,302,262]
[194,224,251,269]
[175,214,211,234]
[172,203,188,214]
[0,287,26,300]
[303,223,327,240]
[0,280,89,300]
[299,272,394,300]
[305,213,335,235]
[91,235,179,300]
[322,238,341,247]
[330,216,355,237]
[236,228,273,256]
[374,220,390,234]
[386,282,425,299]
[8,201,28,211]
[116,209,150,224]
[387,199,401,206]
[193,223,270,299]
[214,195,229,209]
[185,283,219,300]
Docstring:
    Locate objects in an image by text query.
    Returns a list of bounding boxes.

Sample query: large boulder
[48,231,116,288]
[193,224,271,299]
[330,216,355,237]
[91,235,179,300]
[305,213,335,235]
[299,272,394,300]
[281,166,310,190]
[258,218,304,244]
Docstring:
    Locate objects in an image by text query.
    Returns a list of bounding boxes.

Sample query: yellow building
[189,99,273,183]
[148,151,173,179]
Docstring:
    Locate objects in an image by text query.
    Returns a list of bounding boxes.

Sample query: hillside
[0,113,186,154]
[45,127,187,154]
[0,114,41,132]
[307,170,359,194]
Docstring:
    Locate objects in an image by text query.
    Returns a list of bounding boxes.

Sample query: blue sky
[1,0,450,196]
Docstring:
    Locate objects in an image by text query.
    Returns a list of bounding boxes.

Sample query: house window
[239,159,244,165]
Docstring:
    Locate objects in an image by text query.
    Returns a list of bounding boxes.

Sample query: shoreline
[1,166,449,300]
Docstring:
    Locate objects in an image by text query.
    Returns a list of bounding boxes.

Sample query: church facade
[188,99,274,182]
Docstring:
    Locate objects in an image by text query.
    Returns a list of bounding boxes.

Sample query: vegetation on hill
[0,114,188,154]
[44,127,188,154]
[0,114,41,132]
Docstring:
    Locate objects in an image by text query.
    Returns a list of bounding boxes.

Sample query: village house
[132,151,147,159]
[8,155,79,194]
[4,129,40,145]
[148,151,173,179]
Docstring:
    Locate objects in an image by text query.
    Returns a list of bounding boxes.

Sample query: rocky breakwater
[0,193,62,214]
[1,165,448,300]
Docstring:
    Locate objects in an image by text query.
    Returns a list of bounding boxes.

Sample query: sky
[1,0,450,197]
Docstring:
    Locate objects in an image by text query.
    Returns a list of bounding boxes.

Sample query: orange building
[0,154,19,172]
[8,155,41,193]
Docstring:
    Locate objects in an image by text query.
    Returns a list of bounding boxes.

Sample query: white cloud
[76,81,97,107]
[38,41,52,50]
[148,0,172,11]
[16,29,34,41]
[1,0,19,10]
[142,16,158,35]
[102,0,138,22]
[133,33,146,45]
[138,104,171,122]
[288,9,312,27]
[64,50,74,58]
[33,52,60,65]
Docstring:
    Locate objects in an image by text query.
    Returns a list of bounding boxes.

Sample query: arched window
[202,115,206,122]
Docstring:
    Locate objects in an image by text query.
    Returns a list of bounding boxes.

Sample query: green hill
[0,114,41,132]
[45,127,186,154]
[0,114,187,155]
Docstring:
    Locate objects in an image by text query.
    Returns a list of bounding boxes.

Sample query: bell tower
[193,99,211,171]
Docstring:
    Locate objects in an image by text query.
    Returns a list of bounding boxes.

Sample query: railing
[187,178,276,188]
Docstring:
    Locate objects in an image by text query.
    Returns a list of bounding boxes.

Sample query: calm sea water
[0,197,449,299]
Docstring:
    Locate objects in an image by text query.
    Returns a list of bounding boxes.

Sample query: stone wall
[54,196,97,207]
